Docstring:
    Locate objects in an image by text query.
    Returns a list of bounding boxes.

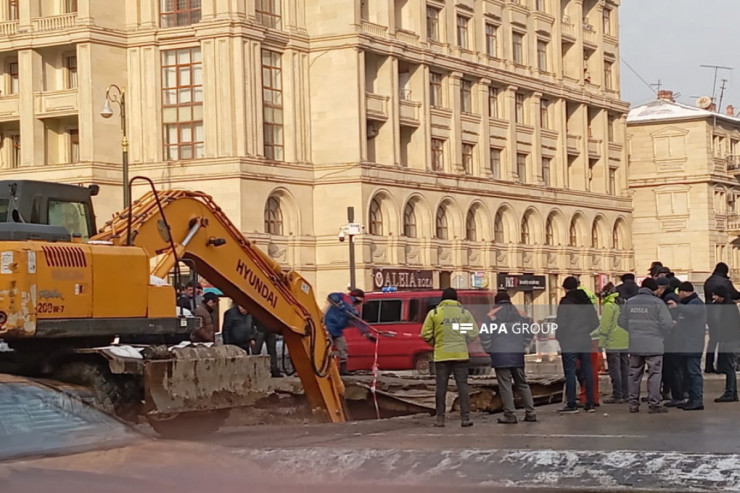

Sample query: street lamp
[100,84,129,210]
[339,207,362,290]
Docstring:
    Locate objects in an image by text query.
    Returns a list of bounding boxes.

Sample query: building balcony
[360,21,387,38]
[366,92,389,121]
[32,13,78,32]
[0,94,19,121]
[727,214,740,235]
[35,89,78,117]
[582,23,598,46]
[561,16,576,41]
[399,96,420,127]
[0,21,17,36]
[566,134,581,155]
[395,29,419,46]
[727,155,740,174]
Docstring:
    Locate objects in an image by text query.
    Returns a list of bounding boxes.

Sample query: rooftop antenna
[700,64,733,105]
[718,78,729,113]
[650,79,662,93]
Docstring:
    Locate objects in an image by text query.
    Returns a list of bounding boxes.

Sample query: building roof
[627,98,740,125]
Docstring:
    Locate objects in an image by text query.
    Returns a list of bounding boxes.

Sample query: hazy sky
[620,0,739,110]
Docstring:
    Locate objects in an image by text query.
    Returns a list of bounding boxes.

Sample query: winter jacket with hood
[618,287,673,355]
[708,297,740,344]
[674,292,707,355]
[222,305,256,348]
[616,280,639,300]
[594,292,628,351]
[480,301,533,368]
[704,263,740,302]
[555,289,599,353]
[421,299,479,362]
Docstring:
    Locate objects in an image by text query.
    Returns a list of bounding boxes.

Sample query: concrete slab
[206,379,740,492]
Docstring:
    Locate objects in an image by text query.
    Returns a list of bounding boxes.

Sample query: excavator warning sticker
[28,251,36,274]
[301,282,310,294]
[1,252,12,274]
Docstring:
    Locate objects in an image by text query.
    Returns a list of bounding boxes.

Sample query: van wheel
[413,353,432,375]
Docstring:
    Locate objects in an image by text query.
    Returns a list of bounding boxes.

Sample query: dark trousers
[254,329,280,375]
[434,360,470,421]
[495,367,535,416]
[562,352,594,407]
[718,342,739,398]
[682,355,703,405]
[606,352,629,400]
[663,353,686,401]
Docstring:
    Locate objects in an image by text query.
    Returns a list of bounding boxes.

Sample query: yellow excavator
[0,177,347,434]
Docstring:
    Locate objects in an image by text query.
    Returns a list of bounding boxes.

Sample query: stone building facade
[0,0,631,317]
[627,91,740,292]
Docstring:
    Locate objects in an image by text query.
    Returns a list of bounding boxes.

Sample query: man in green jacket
[592,282,630,403]
[421,287,479,427]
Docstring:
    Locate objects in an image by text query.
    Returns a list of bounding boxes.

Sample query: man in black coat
[222,302,257,353]
[703,262,740,373]
[709,285,740,402]
[675,282,707,411]
[555,276,599,414]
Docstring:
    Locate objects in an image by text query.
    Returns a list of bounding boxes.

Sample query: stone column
[18,49,43,166]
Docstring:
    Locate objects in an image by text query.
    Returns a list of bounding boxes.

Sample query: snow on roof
[627,99,740,125]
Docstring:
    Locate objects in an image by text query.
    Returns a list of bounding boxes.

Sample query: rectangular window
[515,93,524,124]
[512,32,524,65]
[430,72,442,107]
[361,300,403,324]
[160,0,201,27]
[161,47,204,161]
[65,56,77,89]
[607,114,616,142]
[9,133,19,167]
[609,167,617,195]
[69,128,79,163]
[8,61,18,94]
[462,143,473,174]
[64,0,77,13]
[603,8,612,35]
[517,153,527,183]
[431,138,444,171]
[256,0,281,29]
[536,0,545,11]
[8,0,18,20]
[262,49,284,161]
[460,79,472,113]
[542,157,551,186]
[604,61,613,90]
[537,40,548,71]
[456,15,469,49]
[490,148,501,178]
[426,6,440,41]
[488,86,498,118]
[485,23,497,57]
[540,98,549,129]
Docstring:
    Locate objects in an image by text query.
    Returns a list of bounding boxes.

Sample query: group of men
[558,261,740,414]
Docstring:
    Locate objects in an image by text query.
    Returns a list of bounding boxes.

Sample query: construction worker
[191,292,219,343]
[421,287,479,428]
[325,289,374,375]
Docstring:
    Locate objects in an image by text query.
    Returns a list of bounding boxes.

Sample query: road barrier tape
[370,334,380,420]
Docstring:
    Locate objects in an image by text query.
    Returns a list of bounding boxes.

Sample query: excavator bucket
[142,345,272,416]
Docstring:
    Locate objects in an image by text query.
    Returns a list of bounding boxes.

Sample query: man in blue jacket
[324,289,374,375]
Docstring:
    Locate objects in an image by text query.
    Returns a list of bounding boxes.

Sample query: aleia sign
[373,269,434,290]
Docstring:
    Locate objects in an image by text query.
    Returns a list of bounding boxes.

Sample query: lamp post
[339,207,361,290]
[100,84,128,210]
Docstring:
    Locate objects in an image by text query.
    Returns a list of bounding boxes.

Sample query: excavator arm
[92,189,348,423]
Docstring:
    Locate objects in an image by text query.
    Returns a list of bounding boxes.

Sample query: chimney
[657,90,675,102]
[709,103,717,112]
[727,105,735,117]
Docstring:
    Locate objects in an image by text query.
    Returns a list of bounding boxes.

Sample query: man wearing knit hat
[709,285,740,402]
[675,281,707,411]
[555,276,599,413]
[618,277,674,413]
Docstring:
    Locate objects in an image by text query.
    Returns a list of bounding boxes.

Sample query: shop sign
[497,273,546,291]
[471,272,489,289]
[373,269,434,290]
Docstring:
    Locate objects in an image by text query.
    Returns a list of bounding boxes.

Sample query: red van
[343,290,494,374]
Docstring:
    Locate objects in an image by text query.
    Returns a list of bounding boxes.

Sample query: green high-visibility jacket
[421,299,479,362]
[591,292,629,350]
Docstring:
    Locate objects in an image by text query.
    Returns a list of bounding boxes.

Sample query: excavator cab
[0,180,98,240]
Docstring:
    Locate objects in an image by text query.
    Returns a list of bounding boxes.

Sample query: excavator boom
[93,189,347,422]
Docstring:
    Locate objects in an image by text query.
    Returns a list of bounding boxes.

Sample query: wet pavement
[201,378,740,492]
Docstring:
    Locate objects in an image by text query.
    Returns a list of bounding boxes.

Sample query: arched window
[369,198,383,235]
[569,219,578,246]
[403,202,417,238]
[494,211,504,243]
[466,208,477,241]
[436,205,448,240]
[264,196,283,235]
[520,214,530,244]
[591,222,600,248]
[545,215,554,246]
[613,221,623,249]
